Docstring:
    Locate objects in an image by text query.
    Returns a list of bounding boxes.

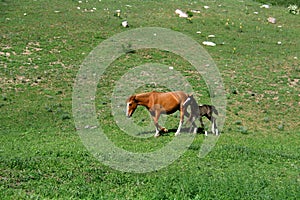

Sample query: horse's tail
[211,106,218,115]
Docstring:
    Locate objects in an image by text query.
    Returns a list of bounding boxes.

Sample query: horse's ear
[130,95,137,101]
[126,95,135,102]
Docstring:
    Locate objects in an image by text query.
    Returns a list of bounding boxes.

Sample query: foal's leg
[206,115,215,136]
[211,118,215,134]
[212,117,219,135]
[209,114,217,135]
[187,114,198,134]
[200,116,205,128]
[207,114,214,134]
[200,117,208,136]
[191,118,198,134]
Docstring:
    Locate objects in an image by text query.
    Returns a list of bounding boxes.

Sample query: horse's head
[126,95,138,118]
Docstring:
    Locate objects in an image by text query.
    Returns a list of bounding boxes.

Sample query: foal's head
[183,94,199,117]
[126,95,138,117]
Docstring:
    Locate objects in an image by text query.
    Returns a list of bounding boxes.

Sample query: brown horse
[126,91,194,137]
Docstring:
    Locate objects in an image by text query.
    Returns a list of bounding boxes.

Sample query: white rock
[122,21,128,27]
[260,5,270,9]
[191,10,201,13]
[267,17,276,24]
[175,9,188,18]
[202,41,216,46]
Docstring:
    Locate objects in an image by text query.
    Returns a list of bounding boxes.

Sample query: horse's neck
[135,93,151,108]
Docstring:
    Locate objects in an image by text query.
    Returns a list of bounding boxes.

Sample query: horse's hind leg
[175,109,185,136]
[175,121,183,136]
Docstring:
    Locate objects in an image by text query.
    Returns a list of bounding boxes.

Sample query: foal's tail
[211,106,219,115]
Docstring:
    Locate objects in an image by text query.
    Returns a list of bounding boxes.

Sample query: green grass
[254,0,299,7]
[1,0,299,199]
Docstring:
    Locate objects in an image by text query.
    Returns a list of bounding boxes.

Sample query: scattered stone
[175,9,188,18]
[202,41,216,46]
[122,21,129,27]
[267,17,276,24]
[260,5,270,9]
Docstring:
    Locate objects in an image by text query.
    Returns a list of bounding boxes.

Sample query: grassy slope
[1,0,299,199]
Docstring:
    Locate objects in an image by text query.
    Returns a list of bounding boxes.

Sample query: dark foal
[183,95,219,136]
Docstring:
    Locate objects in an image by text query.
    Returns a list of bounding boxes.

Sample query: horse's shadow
[137,127,206,136]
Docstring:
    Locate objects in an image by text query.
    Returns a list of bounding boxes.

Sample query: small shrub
[238,126,248,134]
[2,95,8,101]
[230,86,238,94]
[235,120,242,125]
[288,5,299,15]
[277,123,284,131]
[61,113,71,120]
[263,117,270,123]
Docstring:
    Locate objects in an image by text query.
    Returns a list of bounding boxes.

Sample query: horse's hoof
[161,128,168,133]
[154,133,160,137]
[175,132,180,136]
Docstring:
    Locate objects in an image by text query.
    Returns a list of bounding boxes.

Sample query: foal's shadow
[171,127,206,135]
[196,127,205,134]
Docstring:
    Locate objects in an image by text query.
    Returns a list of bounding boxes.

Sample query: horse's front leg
[152,111,167,137]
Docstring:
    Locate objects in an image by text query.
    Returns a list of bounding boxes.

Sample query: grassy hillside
[254,0,299,6]
[1,0,299,199]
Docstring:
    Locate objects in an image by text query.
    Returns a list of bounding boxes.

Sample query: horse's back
[149,91,188,114]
